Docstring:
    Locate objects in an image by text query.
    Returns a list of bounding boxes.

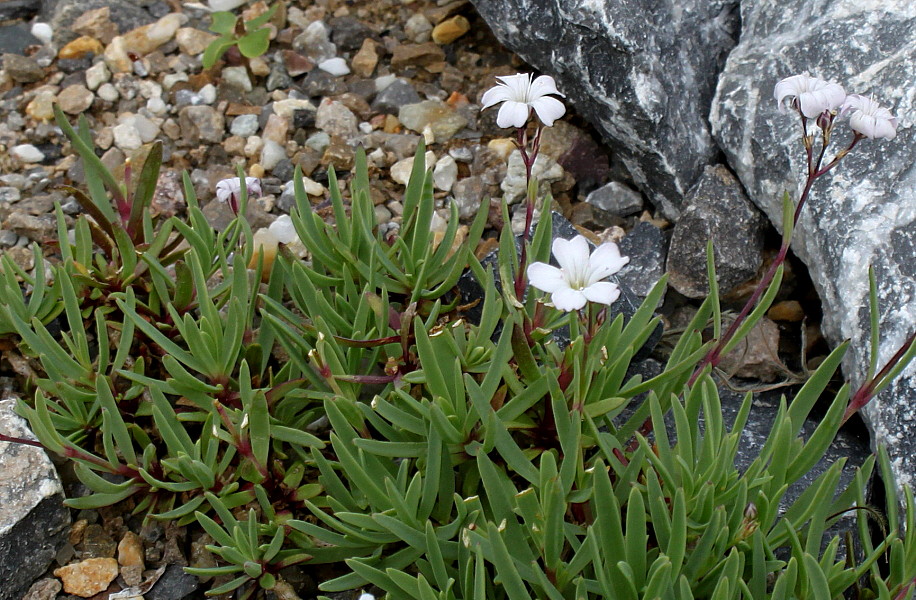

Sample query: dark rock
[0,24,40,56]
[371,78,421,114]
[41,0,156,44]
[666,165,766,299]
[271,158,294,182]
[145,564,199,600]
[0,0,40,21]
[266,63,293,92]
[1,52,44,83]
[301,69,346,98]
[709,0,916,502]
[585,181,644,217]
[329,16,375,52]
[56,56,93,74]
[618,221,666,298]
[292,108,316,130]
[0,399,71,600]
[470,0,740,219]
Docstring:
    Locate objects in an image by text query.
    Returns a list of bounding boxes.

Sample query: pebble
[30,23,53,46]
[433,155,457,191]
[260,140,287,170]
[179,105,224,143]
[280,50,313,77]
[315,99,358,136]
[390,150,436,185]
[768,300,806,322]
[3,53,44,83]
[487,138,515,161]
[97,83,119,102]
[53,557,119,597]
[273,98,315,120]
[351,38,378,77]
[585,181,644,216]
[296,20,337,63]
[262,113,289,144]
[72,7,119,45]
[390,42,445,70]
[451,175,487,220]
[305,132,330,153]
[432,15,470,45]
[398,100,468,143]
[501,150,565,203]
[57,85,95,114]
[11,144,45,163]
[230,114,260,137]
[404,13,433,43]
[25,90,56,121]
[103,37,132,73]
[175,27,217,56]
[121,13,184,57]
[84,61,110,90]
[244,135,264,157]
[372,78,421,114]
[147,96,168,115]
[0,187,21,203]
[113,122,142,150]
[318,57,350,77]
[222,66,252,92]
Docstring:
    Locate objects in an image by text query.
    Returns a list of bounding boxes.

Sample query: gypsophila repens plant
[0,66,915,600]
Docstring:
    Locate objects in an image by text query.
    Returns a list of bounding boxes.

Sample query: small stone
[121,13,183,57]
[80,523,116,558]
[244,135,264,157]
[318,57,350,77]
[718,317,783,382]
[221,66,252,92]
[21,577,61,600]
[301,176,327,196]
[305,131,330,153]
[0,187,20,203]
[301,69,346,96]
[57,84,94,114]
[112,123,142,151]
[103,37,132,73]
[178,105,224,144]
[374,204,392,224]
[266,63,293,91]
[390,42,445,70]
[84,61,110,90]
[398,100,468,143]
[280,50,313,77]
[433,155,457,192]
[2,53,43,83]
[146,563,199,600]
[261,140,287,170]
[616,221,667,298]
[248,55,270,77]
[54,557,119,597]
[431,15,470,45]
[262,113,289,144]
[117,532,144,569]
[198,83,217,104]
[58,36,104,60]
[97,83,119,102]
[391,151,436,185]
[501,150,564,203]
[315,99,358,136]
[372,78,421,114]
[30,23,54,46]
[230,114,260,137]
[25,90,56,121]
[175,27,216,56]
[404,13,433,43]
[351,38,378,77]
[273,98,315,120]
[486,138,515,161]
[322,136,355,170]
[11,144,45,163]
[329,16,373,52]
[72,7,119,45]
[585,181,644,216]
[147,96,167,115]
[295,20,337,63]
[451,176,486,220]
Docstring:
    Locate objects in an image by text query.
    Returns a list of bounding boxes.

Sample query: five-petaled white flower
[527,236,629,312]
[215,176,261,215]
[481,73,566,129]
[774,74,846,118]
[840,94,898,140]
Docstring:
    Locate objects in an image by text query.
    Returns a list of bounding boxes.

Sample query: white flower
[774,74,846,118]
[183,0,247,11]
[840,94,898,140]
[527,236,629,312]
[481,73,566,128]
[268,214,299,244]
[216,177,261,203]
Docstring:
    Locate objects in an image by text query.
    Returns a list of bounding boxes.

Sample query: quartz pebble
[318,57,350,76]
[433,155,458,192]
[84,62,110,90]
[11,145,45,163]
[391,151,436,185]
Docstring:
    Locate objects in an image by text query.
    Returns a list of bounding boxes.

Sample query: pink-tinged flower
[527,235,629,312]
[215,176,261,215]
[481,73,566,128]
[774,74,846,118]
[841,94,898,140]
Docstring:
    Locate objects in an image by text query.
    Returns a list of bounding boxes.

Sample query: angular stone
[617,221,667,298]
[315,99,358,137]
[178,105,225,144]
[54,558,119,597]
[398,100,468,143]
[665,165,766,299]
[351,38,378,78]
[121,13,183,56]
[48,0,153,44]
[372,78,421,114]
[57,84,95,114]
[585,181,644,217]
[2,52,44,83]
[70,6,121,44]
[0,399,70,600]
[58,36,104,60]
[470,0,740,219]
[501,149,564,204]
[390,42,445,70]
[709,0,916,498]
[175,28,216,56]
[11,144,45,163]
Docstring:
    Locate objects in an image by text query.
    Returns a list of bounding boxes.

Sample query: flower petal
[551,287,587,312]
[586,242,629,284]
[269,215,298,244]
[553,236,590,285]
[528,75,564,99]
[527,262,567,293]
[496,101,531,128]
[530,95,566,127]
[481,84,513,109]
[582,281,621,306]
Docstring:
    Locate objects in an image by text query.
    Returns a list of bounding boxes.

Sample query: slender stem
[0,432,43,448]
[844,329,916,423]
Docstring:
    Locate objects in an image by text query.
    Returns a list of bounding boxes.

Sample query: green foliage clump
[203,5,277,69]
[2,105,916,599]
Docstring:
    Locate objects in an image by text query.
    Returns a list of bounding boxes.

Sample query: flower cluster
[774,73,897,139]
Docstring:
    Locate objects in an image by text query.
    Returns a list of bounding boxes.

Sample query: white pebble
[268,215,299,244]
[260,140,286,170]
[30,23,53,45]
[375,74,397,92]
[97,83,119,102]
[390,151,436,186]
[198,83,217,104]
[147,96,167,116]
[11,144,44,163]
[358,121,373,134]
[318,57,350,77]
[113,122,142,150]
[433,155,457,192]
[85,62,110,91]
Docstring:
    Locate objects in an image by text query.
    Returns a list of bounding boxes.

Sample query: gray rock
[146,564,199,600]
[451,176,487,221]
[315,99,358,137]
[709,0,916,499]
[585,181,644,217]
[266,63,292,92]
[0,399,71,600]
[230,114,260,138]
[0,0,40,21]
[371,78,421,115]
[0,25,40,55]
[618,221,667,298]
[177,105,224,145]
[1,52,44,83]
[398,100,468,143]
[470,0,740,219]
[41,0,155,44]
[329,16,374,52]
[666,165,766,299]
[301,69,346,97]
